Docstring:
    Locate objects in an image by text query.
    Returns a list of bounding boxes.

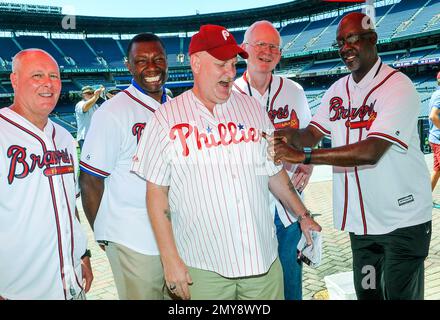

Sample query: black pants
[349,221,431,300]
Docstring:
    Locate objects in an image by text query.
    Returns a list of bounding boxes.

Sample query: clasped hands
[263,129,304,165]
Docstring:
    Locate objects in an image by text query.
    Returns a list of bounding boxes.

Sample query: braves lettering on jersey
[79,84,166,255]
[311,58,432,235]
[131,90,282,278]
[234,73,312,226]
[0,108,87,300]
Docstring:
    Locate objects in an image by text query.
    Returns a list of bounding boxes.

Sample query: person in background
[75,85,104,149]
[79,33,170,300]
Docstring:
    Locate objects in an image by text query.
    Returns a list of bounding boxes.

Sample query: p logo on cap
[189,24,248,61]
[222,30,230,41]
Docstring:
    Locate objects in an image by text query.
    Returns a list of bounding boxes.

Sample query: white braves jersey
[80,84,165,255]
[311,58,432,235]
[75,100,99,141]
[234,73,312,226]
[0,108,87,300]
[132,90,282,278]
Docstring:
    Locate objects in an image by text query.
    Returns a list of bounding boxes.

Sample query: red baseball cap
[189,24,248,60]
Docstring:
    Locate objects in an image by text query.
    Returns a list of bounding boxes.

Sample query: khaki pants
[105,241,169,300]
[187,258,284,300]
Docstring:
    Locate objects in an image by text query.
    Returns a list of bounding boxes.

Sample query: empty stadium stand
[0,0,438,153]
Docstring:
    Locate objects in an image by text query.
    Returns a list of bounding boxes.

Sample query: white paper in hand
[296,231,322,268]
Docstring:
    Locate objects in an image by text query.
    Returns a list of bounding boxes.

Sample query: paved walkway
[78,154,440,300]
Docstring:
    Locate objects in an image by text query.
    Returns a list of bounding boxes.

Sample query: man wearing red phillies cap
[131,24,321,300]
[428,71,440,199]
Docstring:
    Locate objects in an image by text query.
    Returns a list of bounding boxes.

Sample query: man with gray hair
[234,20,313,300]
[0,49,93,300]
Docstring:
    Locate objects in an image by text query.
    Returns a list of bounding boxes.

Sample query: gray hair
[243,20,282,46]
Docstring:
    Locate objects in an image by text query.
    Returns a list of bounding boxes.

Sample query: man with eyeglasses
[266,12,432,300]
[234,20,313,300]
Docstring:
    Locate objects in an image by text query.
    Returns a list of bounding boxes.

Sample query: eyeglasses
[245,41,282,54]
[332,31,374,49]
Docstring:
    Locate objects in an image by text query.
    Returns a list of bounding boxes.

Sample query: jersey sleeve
[294,82,312,129]
[79,108,120,178]
[131,114,172,186]
[309,88,332,136]
[366,76,419,151]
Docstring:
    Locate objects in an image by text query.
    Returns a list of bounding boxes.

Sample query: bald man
[267,12,432,300]
[234,20,313,300]
[0,49,92,300]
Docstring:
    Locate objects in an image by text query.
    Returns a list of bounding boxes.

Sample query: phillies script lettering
[7,146,74,184]
[329,97,377,130]
[169,122,261,157]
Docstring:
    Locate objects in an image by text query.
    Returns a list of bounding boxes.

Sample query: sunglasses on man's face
[332,31,375,49]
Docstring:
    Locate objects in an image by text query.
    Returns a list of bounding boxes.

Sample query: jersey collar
[349,57,382,90]
[131,79,168,104]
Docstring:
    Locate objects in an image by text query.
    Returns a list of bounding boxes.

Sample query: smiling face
[243,21,281,75]
[10,49,61,129]
[126,40,168,102]
[337,12,378,82]
[191,51,237,109]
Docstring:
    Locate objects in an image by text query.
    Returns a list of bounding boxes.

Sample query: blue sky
[7,0,293,17]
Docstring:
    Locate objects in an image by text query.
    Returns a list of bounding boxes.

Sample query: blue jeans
[274,209,303,300]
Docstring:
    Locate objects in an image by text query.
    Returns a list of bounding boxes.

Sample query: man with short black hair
[79,33,170,300]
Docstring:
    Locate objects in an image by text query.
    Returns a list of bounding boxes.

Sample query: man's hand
[266,134,304,164]
[292,164,314,193]
[273,127,297,145]
[81,256,94,293]
[163,256,193,300]
[94,86,105,98]
[298,213,322,245]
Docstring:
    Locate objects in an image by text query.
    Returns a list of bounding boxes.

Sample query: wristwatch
[303,147,312,164]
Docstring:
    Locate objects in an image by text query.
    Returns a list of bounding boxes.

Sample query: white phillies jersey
[0,108,87,300]
[75,100,99,141]
[234,73,312,226]
[80,84,164,255]
[311,58,432,235]
[132,90,282,278]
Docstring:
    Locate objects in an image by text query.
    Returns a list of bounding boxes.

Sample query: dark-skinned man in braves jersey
[266,12,432,300]
[79,33,171,300]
